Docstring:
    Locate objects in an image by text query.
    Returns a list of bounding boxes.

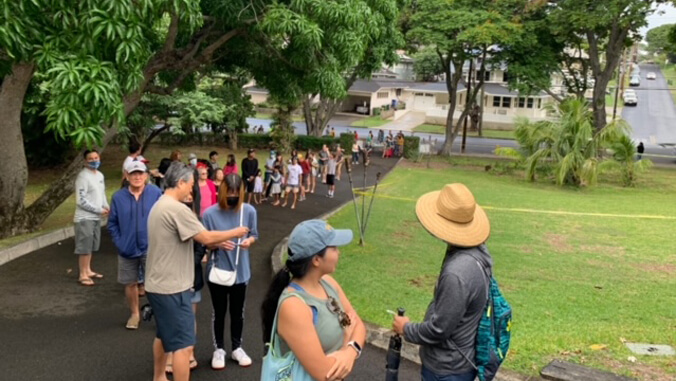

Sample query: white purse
[208,207,244,287]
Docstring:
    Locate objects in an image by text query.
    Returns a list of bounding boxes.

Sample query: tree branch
[163,12,180,53]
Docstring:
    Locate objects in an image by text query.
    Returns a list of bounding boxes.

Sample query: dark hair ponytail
[261,247,327,345]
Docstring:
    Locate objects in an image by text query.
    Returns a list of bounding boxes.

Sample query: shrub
[403,136,420,159]
[339,132,355,150]
[237,134,273,149]
[294,135,339,151]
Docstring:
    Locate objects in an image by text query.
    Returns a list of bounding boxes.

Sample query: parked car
[646,72,656,80]
[623,92,638,106]
[629,75,640,87]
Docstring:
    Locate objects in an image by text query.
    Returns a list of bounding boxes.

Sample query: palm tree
[600,135,653,187]
[497,98,629,186]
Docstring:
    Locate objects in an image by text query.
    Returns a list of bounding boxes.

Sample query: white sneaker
[211,348,226,370]
[231,347,252,367]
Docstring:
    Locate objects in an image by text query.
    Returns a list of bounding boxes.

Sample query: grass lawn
[413,123,515,140]
[350,115,390,128]
[327,158,676,379]
[0,145,251,249]
[659,64,676,104]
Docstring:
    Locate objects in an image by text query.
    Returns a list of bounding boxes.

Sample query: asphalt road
[0,156,422,381]
[622,64,676,146]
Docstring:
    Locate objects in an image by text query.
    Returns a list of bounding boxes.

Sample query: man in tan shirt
[145,162,248,381]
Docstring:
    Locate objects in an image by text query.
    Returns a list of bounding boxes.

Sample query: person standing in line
[269,166,283,206]
[74,150,109,286]
[213,169,224,191]
[282,156,303,209]
[351,141,360,165]
[209,151,220,172]
[260,219,366,381]
[203,174,259,370]
[392,183,493,381]
[241,149,259,204]
[264,150,276,200]
[145,162,249,381]
[637,142,645,160]
[197,163,218,218]
[326,148,337,198]
[335,145,345,181]
[108,161,162,329]
[253,170,264,204]
[318,144,329,183]
[121,140,146,183]
[309,151,318,194]
[188,153,198,168]
[397,134,405,158]
[299,153,311,201]
[329,126,336,138]
[170,150,183,163]
[224,154,238,176]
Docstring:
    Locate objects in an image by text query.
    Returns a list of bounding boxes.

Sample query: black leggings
[207,282,247,351]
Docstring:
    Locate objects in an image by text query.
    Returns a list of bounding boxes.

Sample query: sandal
[190,358,198,370]
[89,272,104,279]
[126,315,140,330]
[78,278,95,286]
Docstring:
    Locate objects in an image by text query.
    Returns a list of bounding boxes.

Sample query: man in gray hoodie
[74,150,109,286]
[393,183,493,381]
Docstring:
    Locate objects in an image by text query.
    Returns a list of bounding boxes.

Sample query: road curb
[0,226,75,267]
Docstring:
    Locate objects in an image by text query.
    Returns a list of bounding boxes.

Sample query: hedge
[403,136,420,159]
[294,135,339,151]
[339,132,355,150]
[236,134,273,149]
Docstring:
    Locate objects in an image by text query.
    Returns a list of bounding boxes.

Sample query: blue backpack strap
[289,283,318,325]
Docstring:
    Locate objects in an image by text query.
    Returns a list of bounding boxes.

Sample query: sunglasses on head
[327,296,351,328]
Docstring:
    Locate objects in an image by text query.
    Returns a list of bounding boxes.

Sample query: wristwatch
[347,341,362,359]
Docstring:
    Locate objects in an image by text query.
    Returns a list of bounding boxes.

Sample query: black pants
[207,281,247,350]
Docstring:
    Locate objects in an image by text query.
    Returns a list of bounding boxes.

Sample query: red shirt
[300,160,311,174]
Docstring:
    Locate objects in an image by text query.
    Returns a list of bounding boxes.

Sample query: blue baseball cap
[288,220,353,262]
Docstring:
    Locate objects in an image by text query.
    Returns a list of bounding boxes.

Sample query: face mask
[226,197,239,207]
[88,161,101,170]
[189,159,197,166]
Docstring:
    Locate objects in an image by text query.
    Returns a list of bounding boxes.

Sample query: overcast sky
[642,3,676,36]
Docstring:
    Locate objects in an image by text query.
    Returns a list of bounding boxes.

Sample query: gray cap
[124,161,147,174]
[288,220,353,262]
[188,153,197,160]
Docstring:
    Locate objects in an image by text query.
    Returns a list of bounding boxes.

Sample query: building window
[414,93,424,96]
[493,96,501,107]
[425,93,434,97]
[538,98,542,108]
[502,97,511,108]
[527,98,534,108]
[518,97,525,108]
[377,91,389,99]
[396,88,402,96]
[502,71,509,83]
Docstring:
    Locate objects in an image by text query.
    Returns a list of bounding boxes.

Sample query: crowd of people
[72,137,497,381]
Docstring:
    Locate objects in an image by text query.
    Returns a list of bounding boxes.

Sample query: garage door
[414,93,436,109]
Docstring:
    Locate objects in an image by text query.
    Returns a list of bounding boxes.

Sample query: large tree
[406,0,525,155]
[0,0,390,238]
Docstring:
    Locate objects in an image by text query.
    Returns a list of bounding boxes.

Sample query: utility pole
[612,49,626,120]
[461,58,473,153]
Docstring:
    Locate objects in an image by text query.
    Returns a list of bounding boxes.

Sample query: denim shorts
[147,290,196,352]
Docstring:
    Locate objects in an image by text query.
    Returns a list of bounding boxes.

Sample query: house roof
[406,81,466,93]
[482,83,549,97]
[244,86,268,94]
[348,79,426,93]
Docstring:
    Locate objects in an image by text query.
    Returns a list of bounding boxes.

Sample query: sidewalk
[0,156,421,381]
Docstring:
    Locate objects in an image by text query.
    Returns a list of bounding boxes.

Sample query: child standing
[270,167,283,206]
[326,147,337,198]
[253,170,263,204]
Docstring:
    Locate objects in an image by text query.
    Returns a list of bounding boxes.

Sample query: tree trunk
[140,123,171,155]
[227,128,238,150]
[0,62,35,238]
[303,95,345,137]
[439,57,464,155]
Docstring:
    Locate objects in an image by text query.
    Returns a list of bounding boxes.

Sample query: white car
[629,75,640,87]
[646,72,656,80]
[623,92,638,106]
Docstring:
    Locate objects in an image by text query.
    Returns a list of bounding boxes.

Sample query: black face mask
[226,197,239,207]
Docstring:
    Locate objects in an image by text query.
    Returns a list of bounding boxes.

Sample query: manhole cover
[625,343,675,356]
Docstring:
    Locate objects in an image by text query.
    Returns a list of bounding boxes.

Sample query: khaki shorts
[74,219,101,254]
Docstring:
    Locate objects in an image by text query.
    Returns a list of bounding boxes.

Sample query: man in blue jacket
[108,161,163,329]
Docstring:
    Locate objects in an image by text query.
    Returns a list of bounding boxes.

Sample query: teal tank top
[277,278,345,355]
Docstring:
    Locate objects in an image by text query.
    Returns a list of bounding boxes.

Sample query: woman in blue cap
[261,220,366,380]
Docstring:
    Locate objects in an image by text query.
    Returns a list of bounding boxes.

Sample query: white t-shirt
[287,164,302,186]
[122,155,146,173]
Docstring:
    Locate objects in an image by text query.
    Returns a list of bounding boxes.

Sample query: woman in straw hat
[392,183,494,381]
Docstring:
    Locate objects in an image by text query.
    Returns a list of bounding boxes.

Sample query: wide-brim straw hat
[416,183,490,247]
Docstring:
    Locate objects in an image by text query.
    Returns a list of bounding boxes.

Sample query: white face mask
[189,158,197,166]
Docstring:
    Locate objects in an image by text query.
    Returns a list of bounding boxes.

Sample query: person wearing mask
[261,220,366,381]
[224,154,238,176]
[188,153,198,168]
[209,151,220,172]
[197,163,218,218]
[108,161,162,329]
[392,183,493,381]
[203,174,259,370]
[145,162,249,381]
[74,150,109,286]
[241,149,258,204]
